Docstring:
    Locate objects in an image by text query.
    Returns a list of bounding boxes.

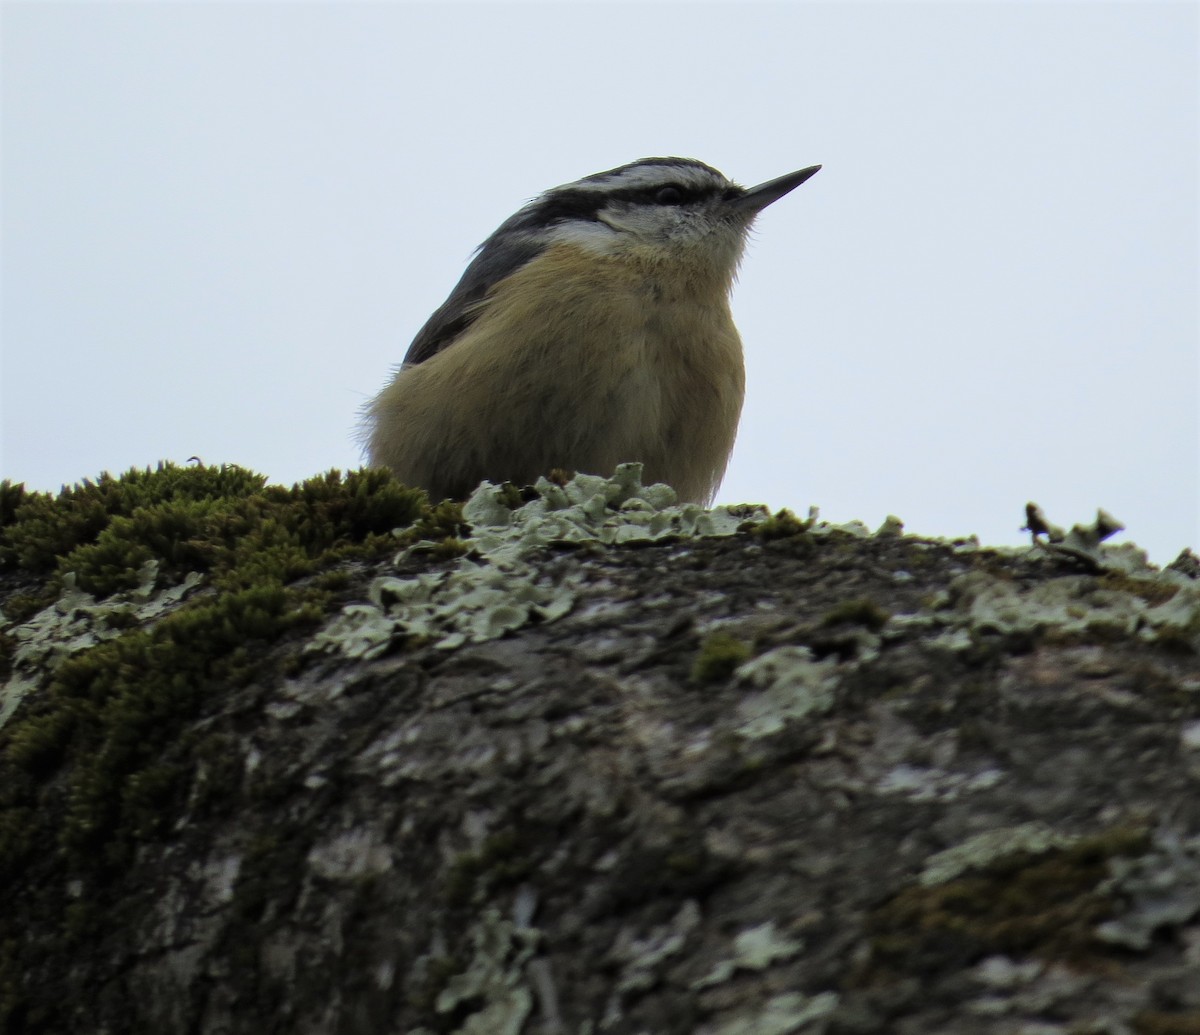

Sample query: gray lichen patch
[0,562,203,730]
[310,561,585,657]
[920,824,1079,887]
[4,467,1198,1034]
[877,763,1005,803]
[462,463,763,557]
[306,602,397,660]
[610,900,702,996]
[734,647,839,739]
[412,908,539,1035]
[306,827,394,882]
[693,920,805,989]
[917,559,1200,653]
[703,990,840,1035]
[1095,829,1200,950]
[310,465,769,659]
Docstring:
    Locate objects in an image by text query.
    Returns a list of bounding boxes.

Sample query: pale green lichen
[917,562,1200,654]
[877,764,1004,803]
[708,990,840,1035]
[1094,830,1200,950]
[693,920,804,989]
[425,908,538,1035]
[734,647,839,739]
[307,603,397,660]
[311,465,768,659]
[875,515,905,537]
[612,900,701,995]
[463,463,763,558]
[1141,580,1200,651]
[311,562,584,656]
[305,827,393,882]
[920,823,1079,887]
[0,562,204,730]
[952,571,1145,639]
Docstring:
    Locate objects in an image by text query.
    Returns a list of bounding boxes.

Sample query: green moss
[1133,1013,1200,1035]
[394,498,469,548]
[220,828,313,982]
[0,482,28,528]
[427,537,471,560]
[1099,573,1179,607]
[0,592,52,626]
[312,569,353,593]
[0,465,444,891]
[2,464,426,603]
[749,508,814,541]
[0,633,13,682]
[189,732,246,815]
[5,582,298,871]
[0,463,474,1030]
[0,937,25,1033]
[444,829,533,907]
[665,852,703,876]
[820,598,891,631]
[692,632,753,683]
[0,463,269,575]
[860,827,1149,983]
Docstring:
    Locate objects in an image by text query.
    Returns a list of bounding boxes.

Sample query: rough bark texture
[2,468,1199,1035]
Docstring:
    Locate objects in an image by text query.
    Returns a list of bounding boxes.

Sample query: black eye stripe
[532,188,608,224]
[523,181,726,229]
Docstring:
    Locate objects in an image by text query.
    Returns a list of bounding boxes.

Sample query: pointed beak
[731,164,822,215]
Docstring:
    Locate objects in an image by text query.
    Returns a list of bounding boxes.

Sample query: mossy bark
[2,467,1199,1035]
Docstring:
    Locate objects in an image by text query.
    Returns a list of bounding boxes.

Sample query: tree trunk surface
[2,470,1198,1035]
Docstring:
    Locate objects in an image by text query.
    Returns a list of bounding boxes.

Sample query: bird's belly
[537,310,744,501]
[375,250,747,503]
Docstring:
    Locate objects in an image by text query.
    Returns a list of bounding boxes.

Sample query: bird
[362,157,820,504]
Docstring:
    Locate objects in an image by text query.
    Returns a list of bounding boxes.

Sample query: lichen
[877,764,1004,803]
[915,558,1200,656]
[311,465,769,660]
[463,463,762,554]
[707,991,839,1035]
[1,563,204,731]
[734,647,839,739]
[422,908,539,1035]
[0,464,430,906]
[919,823,1079,887]
[1094,829,1200,950]
[693,920,804,988]
[611,900,701,996]
[862,827,1150,980]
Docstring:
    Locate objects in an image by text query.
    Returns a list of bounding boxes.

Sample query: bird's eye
[655,186,683,205]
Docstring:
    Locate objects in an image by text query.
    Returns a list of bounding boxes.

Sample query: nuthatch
[363,157,820,503]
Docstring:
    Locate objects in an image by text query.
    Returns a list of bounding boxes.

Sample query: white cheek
[544,220,622,255]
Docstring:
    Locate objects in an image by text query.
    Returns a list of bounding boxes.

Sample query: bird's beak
[732,164,822,215]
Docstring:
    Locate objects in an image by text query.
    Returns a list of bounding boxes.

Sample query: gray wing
[402,225,545,367]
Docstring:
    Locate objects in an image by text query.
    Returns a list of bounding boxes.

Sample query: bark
[2,472,1199,1035]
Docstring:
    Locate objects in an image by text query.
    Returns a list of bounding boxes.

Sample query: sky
[2,1,1197,563]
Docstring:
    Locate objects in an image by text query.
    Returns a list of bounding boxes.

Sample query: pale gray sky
[3,1,1197,561]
